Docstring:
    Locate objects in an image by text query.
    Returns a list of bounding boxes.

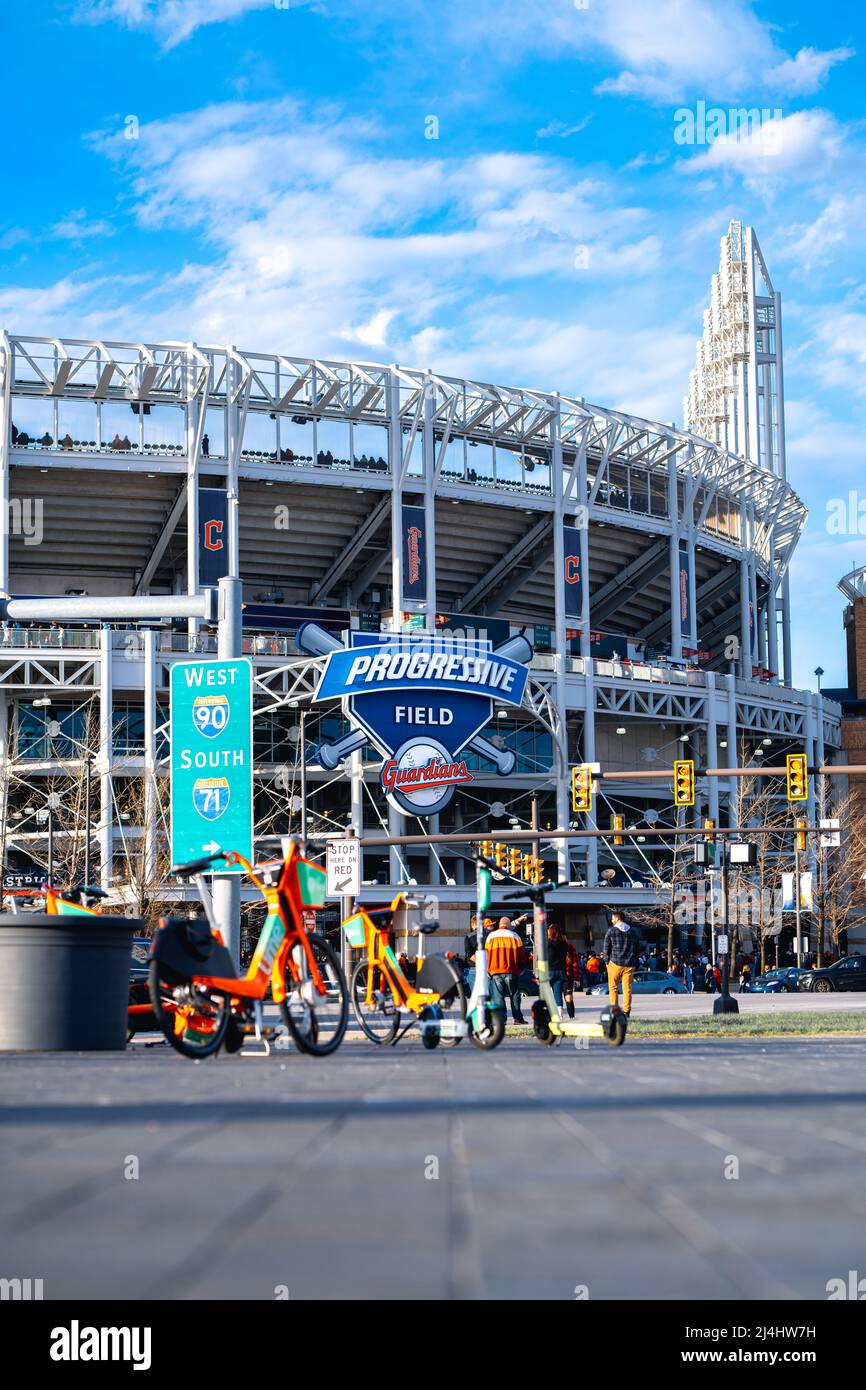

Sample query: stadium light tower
[683,221,791,685]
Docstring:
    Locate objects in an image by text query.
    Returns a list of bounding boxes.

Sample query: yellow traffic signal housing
[704,818,715,844]
[508,847,522,876]
[494,842,507,869]
[673,759,695,807]
[522,853,533,880]
[481,839,494,862]
[533,858,544,884]
[571,763,593,814]
[795,818,807,852]
[786,753,808,802]
[612,814,624,846]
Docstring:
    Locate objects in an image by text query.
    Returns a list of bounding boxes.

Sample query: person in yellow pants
[603,909,640,1015]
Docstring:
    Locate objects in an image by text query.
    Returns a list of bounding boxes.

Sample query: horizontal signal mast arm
[599,765,866,779]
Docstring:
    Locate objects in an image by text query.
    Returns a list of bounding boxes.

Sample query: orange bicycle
[148,838,348,1059]
[344,893,468,1048]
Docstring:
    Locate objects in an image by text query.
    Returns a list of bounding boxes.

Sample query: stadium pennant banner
[563,524,582,620]
[199,487,228,588]
[678,539,692,638]
[402,505,427,602]
[297,624,533,817]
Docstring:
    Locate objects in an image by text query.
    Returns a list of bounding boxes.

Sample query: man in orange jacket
[485,916,528,1024]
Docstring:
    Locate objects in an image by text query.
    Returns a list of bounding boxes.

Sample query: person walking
[563,933,580,1019]
[547,923,568,1010]
[485,916,528,1025]
[603,909,640,1017]
[685,961,694,994]
[738,960,751,993]
[584,949,600,994]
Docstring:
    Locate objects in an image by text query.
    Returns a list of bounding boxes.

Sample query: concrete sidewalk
[1,1035,865,1300]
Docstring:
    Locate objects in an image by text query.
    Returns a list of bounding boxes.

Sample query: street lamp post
[713,839,740,1016]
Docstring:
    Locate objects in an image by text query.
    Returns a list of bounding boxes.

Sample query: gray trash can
[0,914,141,1051]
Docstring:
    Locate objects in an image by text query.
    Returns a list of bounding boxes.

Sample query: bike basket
[294,857,327,909]
[342,913,367,949]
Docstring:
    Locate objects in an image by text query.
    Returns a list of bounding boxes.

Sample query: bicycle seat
[367,907,396,930]
[417,920,440,934]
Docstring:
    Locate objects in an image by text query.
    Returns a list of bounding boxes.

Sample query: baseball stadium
[0,221,843,949]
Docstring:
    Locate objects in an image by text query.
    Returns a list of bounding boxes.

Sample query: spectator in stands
[60,433,74,450]
[110,433,124,450]
[10,423,18,445]
[16,430,30,448]
[201,433,209,458]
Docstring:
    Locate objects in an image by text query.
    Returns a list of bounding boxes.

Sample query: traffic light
[796,818,807,852]
[704,817,715,844]
[612,814,624,847]
[673,759,695,807]
[494,842,507,870]
[786,753,808,802]
[532,858,544,885]
[509,847,522,876]
[522,853,533,881]
[571,763,593,813]
[480,839,494,862]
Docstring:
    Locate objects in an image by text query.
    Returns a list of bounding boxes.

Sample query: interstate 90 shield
[192,693,230,738]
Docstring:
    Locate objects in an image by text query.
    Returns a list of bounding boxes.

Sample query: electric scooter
[420,856,504,1049]
[476,856,628,1047]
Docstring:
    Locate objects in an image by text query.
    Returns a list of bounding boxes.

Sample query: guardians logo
[296,624,532,816]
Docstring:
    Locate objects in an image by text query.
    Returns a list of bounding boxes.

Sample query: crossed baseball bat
[296,622,531,774]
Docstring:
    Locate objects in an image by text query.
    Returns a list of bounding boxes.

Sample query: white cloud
[76,0,855,109]
[76,0,277,49]
[536,117,592,140]
[766,46,855,97]
[50,209,114,241]
[681,110,844,187]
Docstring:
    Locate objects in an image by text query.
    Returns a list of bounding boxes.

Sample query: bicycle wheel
[148,960,229,1060]
[281,933,348,1056]
[350,957,401,1044]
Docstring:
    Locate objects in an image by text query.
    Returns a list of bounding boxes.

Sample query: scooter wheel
[468,1007,505,1050]
[605,1017,627,1047]
[419,1005,441,1050]
[531,1000,555,1046]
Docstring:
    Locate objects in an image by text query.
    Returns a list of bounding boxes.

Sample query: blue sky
[2,0,865,692]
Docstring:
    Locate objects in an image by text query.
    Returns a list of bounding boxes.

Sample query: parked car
[748,967,808,993]
[796,954,866,993]
[591,970,686,996]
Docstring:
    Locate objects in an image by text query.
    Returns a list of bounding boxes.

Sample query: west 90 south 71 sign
[169,658,253,871]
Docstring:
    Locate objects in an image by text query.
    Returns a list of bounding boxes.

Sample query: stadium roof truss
[0,333,806,583]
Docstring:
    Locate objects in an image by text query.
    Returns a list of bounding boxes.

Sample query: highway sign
[326,838,360,898]
[170,658,253,873]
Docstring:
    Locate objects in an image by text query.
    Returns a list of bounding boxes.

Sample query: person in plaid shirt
[564,935,580,1019]
[603,909,640,1015]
